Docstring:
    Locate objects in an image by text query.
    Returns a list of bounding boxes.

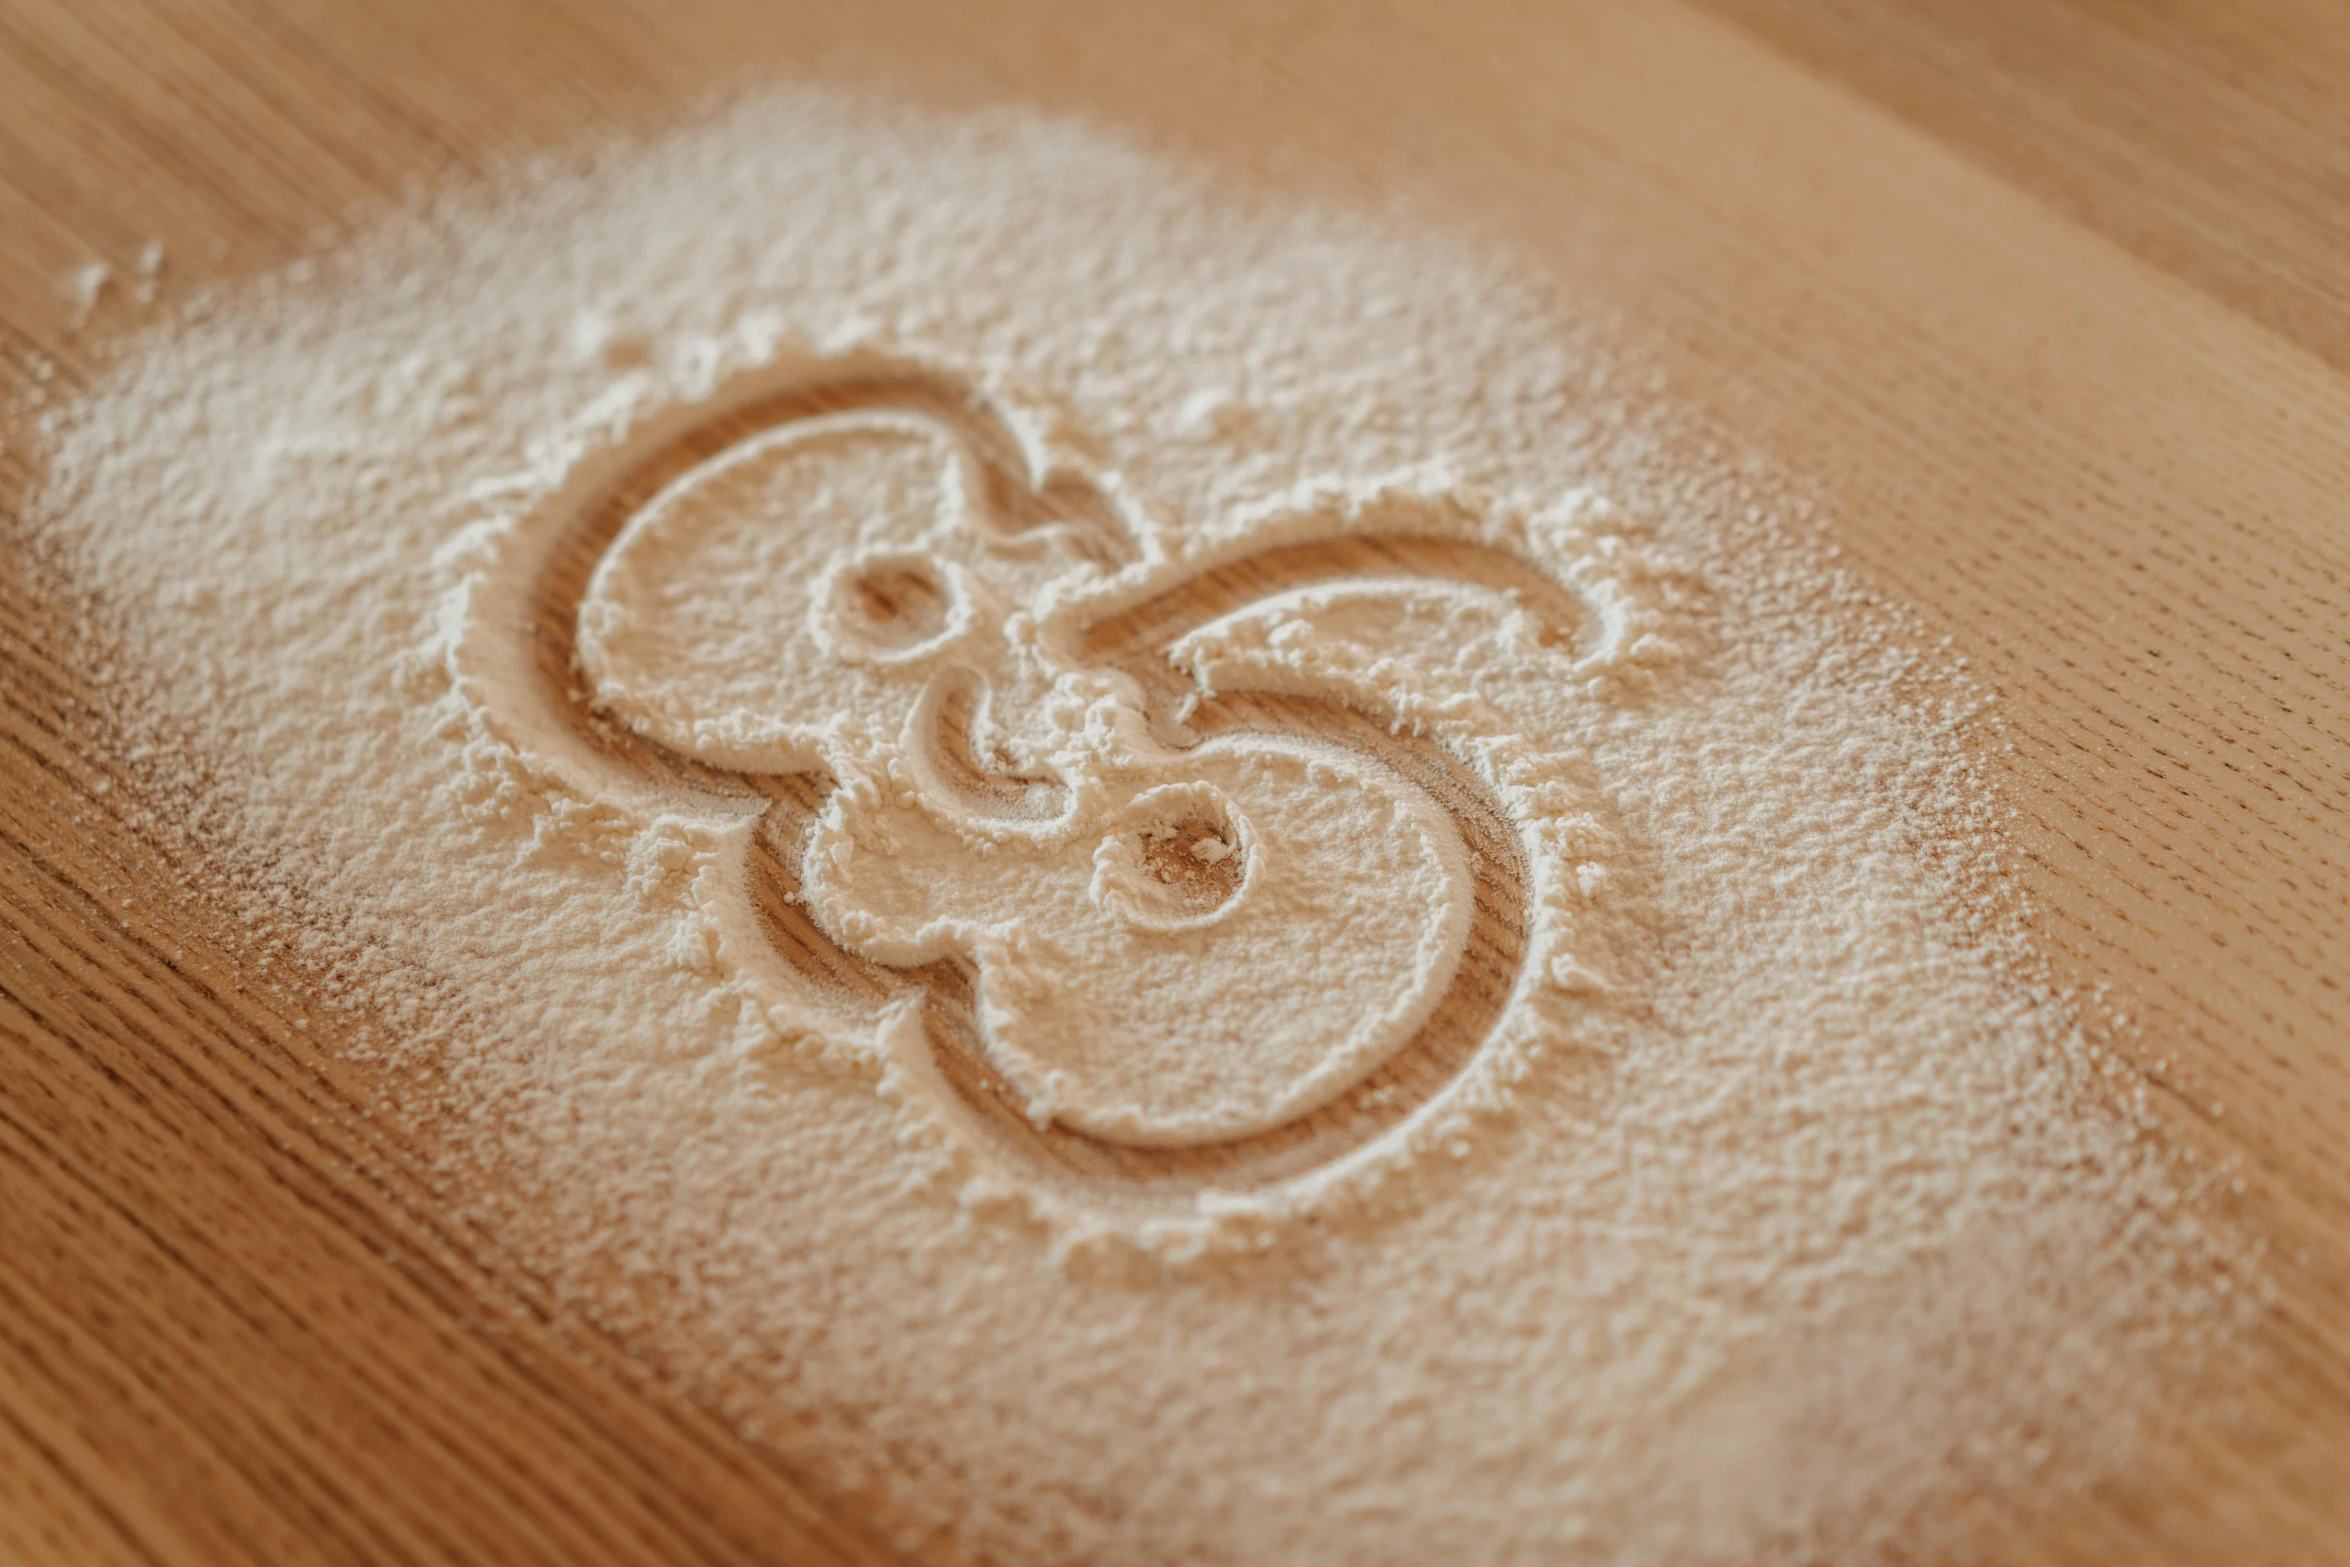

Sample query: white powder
[33,91,2241,1564]
[63,259,110,324]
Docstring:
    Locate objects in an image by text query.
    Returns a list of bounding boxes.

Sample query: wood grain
[4,0,2348,1562]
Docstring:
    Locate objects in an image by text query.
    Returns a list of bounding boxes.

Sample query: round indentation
[817,549,972,665]
[1089,782,1260,934]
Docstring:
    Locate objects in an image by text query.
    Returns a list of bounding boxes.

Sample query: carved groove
[528,370,1569,1202]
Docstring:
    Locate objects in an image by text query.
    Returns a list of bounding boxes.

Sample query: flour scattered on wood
[31,91,2244,1566]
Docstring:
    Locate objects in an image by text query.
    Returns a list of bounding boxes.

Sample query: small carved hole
[846,564,950,644]
[1135,815,1246,918]
[824,552,966,665]
[1091,783,1256,934]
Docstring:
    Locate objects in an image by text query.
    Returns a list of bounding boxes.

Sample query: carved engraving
[522,364,1630,1207]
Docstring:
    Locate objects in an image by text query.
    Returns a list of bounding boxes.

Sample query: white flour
[34,91,2236,1565]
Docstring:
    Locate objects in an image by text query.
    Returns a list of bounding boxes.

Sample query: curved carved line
[1078,534,1598,681]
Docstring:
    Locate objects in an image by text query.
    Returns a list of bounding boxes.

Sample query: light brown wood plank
[4,1,2349,1562]
[1696,0,2350,374]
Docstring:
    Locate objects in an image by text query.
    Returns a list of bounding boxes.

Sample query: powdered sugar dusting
[31,90,2240,1565]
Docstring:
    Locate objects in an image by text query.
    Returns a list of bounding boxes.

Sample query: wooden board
[3,1,2346,1561]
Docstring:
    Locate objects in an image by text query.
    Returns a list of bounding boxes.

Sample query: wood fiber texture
[2,1,2347,1562]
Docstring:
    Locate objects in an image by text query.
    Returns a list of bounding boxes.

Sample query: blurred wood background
[3,0,2347,1561]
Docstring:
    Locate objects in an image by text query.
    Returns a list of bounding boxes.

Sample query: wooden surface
[3,0,2348,1562]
